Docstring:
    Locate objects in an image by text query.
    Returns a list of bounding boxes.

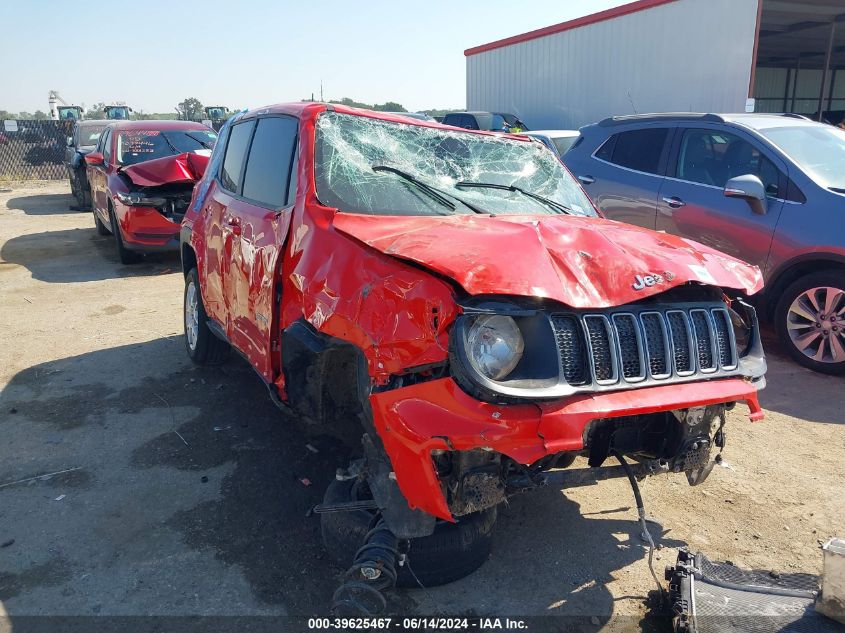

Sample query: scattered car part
[818,538,845,625]
[665,549,843,633]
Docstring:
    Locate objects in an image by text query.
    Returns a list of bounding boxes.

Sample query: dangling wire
[614,452,665,605]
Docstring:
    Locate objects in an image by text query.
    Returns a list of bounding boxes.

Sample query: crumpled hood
[120,152,210,188]
[332,213,763,308]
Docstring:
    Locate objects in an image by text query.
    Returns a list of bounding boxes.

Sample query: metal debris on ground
[0,466,82,490]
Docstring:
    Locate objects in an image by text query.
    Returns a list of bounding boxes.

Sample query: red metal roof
[464,0,680,56]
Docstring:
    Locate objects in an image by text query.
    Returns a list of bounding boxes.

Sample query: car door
[656,125,786,269]
[89,128,111,215]
[221,115,298,380]
[201,119,256,323]
[572,126,674,230]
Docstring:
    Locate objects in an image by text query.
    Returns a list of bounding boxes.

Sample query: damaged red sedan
[181,103,767,609]
[85,121,216,263]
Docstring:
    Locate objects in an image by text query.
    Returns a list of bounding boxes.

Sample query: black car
[442,111,528,132]
[65,120,110,208]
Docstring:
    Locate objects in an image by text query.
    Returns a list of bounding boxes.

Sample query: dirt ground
[1,180,843,631]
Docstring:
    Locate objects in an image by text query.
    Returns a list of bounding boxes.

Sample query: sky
[1,0,629,114]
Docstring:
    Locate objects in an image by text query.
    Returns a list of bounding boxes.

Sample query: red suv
[181,103,766,601]
[85,121,216,263]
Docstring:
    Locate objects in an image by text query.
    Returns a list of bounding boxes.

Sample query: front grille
[549,305,737,388]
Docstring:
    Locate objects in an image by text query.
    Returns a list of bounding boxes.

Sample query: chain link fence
[0,119,75,181]
[0,118,226,182]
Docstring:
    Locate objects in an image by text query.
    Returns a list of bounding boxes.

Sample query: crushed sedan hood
[332,213,763,308]
[120,152,210,187]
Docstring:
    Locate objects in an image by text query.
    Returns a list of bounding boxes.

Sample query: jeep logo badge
[633,272,674,290]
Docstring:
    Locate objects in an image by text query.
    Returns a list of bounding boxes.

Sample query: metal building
[465,0,845,130]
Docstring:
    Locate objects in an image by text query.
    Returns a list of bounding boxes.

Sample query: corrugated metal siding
[467,0,759,129]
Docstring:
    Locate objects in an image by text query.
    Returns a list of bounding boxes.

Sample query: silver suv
[563,113,845,375]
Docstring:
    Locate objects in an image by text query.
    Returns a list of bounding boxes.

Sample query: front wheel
[184,268,230,365]
[775,271,845,375]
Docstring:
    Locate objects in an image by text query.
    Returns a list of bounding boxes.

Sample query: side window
[220,120,256,193]
[102,129,112,165]
[677,129,780,195]
[242,116,298,208]
[601,128,669,174]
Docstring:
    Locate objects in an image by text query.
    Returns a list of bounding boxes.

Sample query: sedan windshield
[760,125,845,190]
[315,112,596,217]
[116,129,217,166]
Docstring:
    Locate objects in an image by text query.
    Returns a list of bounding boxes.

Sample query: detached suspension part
[331,517,404,615]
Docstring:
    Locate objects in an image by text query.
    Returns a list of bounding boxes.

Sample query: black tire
[109,206,143,264]
[321,478,496,588]
[184,267,230,364]
[775,271,845,375]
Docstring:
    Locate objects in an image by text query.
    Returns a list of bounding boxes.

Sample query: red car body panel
[88,121,213,252]
[120,152,209,188]
[332,213,763,309]
[370,376,763,520]
[184,103,766,523]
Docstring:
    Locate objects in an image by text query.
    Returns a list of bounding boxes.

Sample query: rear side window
[220,120,256,193]
[101,129,112,165]
[242,117,298,208]
[596,128,669,174]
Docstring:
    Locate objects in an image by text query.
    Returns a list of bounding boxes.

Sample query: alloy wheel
[786,286,845,364]
[185,281,199,351]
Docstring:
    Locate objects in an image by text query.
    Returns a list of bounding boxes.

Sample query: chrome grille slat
[550,304,737,388]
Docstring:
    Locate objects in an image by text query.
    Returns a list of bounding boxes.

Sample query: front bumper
[118,204,180,251]
[369,376,763,521]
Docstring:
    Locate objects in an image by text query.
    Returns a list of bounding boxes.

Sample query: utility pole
[320,81,324,102]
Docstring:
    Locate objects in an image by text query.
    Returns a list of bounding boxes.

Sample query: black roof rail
[597,113,725,127]
[779,112,811,120]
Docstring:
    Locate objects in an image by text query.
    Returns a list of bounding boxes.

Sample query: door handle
[226,216,242,236]
[661,196,686,209]
[577,175,595,185]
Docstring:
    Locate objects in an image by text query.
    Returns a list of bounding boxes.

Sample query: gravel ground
[1,181,843,631]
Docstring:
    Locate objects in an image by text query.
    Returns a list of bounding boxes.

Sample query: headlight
[115,191,166,207]
[466,315,524,380]
[728,307,751,355]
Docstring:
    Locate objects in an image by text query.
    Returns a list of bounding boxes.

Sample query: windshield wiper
[372,165,488,215]
[455,181,573,215]
[160,132,181,155]
[372,165,455,213]
[185,132,213,149]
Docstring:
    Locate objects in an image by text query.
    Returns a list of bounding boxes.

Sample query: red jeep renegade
[180,103,766,604]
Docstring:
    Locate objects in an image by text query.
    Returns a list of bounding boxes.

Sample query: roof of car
[103,120,213,131]
[75,120,110,128]
[593,112,823,131]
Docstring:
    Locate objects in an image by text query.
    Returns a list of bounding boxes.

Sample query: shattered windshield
[315,112,597,217]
